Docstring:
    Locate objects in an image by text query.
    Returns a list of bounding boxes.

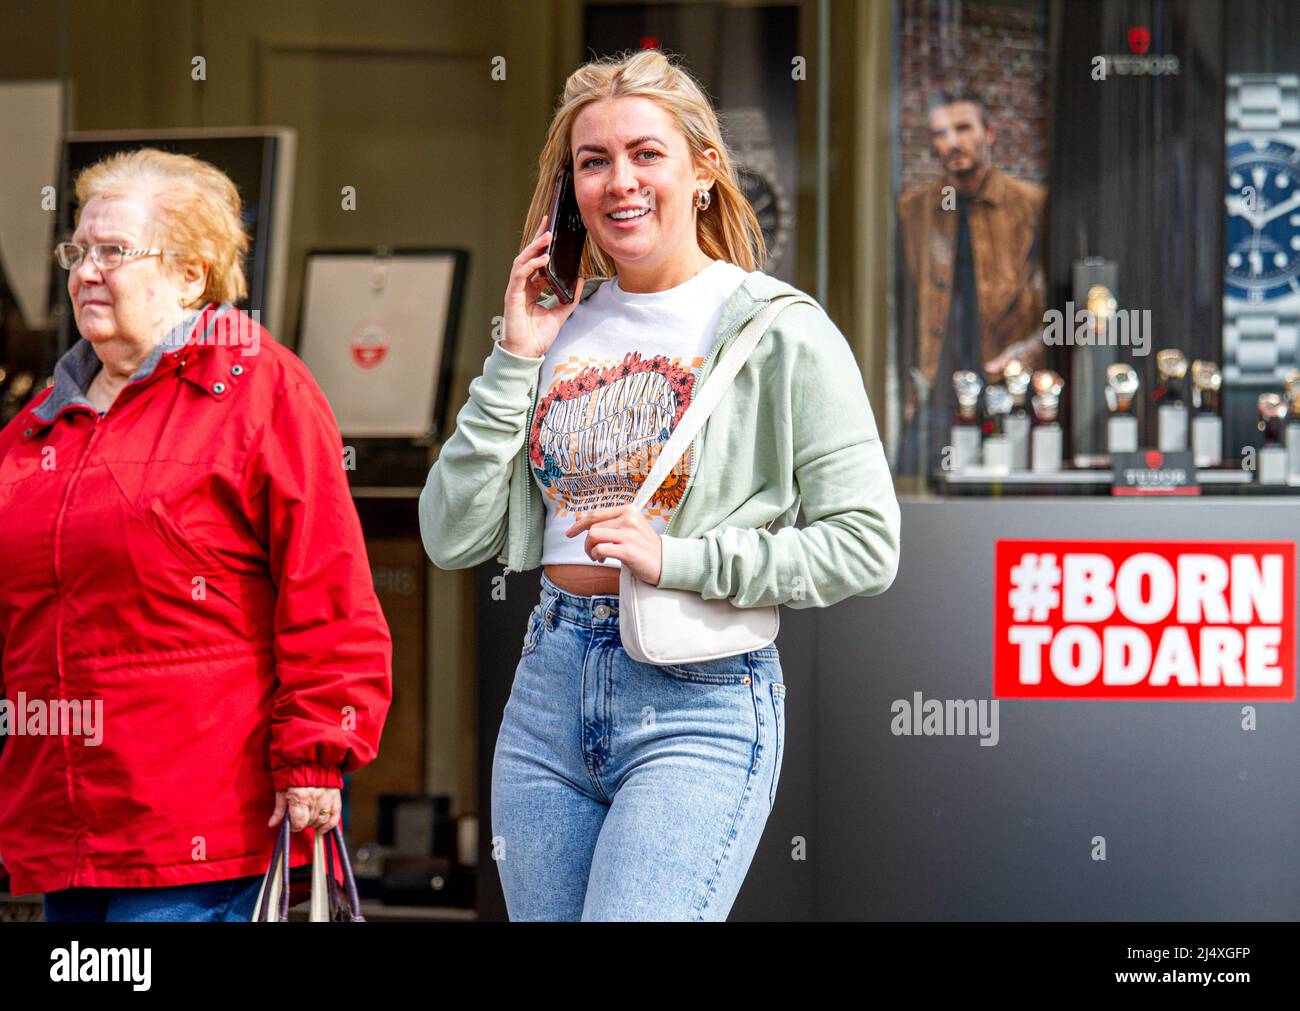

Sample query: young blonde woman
[420,49,900,920]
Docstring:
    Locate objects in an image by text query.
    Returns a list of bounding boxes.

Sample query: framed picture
[890,0,1050,480]
[57,128,295,352]
[295,248,466,440]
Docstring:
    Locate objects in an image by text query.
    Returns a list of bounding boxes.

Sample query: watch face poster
[1224,74,1300,383]
[296,250,464,439]
[890,0,1051,482]
[584,4,800,282]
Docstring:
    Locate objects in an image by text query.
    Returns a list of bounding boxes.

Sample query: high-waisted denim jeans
[490,570,787,921]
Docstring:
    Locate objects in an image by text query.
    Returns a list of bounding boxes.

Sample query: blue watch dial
[1224,139,1300,303]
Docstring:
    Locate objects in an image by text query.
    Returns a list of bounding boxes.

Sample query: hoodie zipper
[661,298,769,538]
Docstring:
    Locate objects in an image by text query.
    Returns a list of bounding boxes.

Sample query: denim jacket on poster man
[419,269,901,609]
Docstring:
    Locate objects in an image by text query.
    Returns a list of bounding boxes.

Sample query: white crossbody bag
[618,293,819,666]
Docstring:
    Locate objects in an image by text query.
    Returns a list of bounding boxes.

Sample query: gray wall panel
[480,498,1299,920]
[808,498,1299,920]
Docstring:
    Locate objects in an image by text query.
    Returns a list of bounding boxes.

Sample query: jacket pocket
[143,499,254,617]
[104,458,250,615]
[145,497,221,575]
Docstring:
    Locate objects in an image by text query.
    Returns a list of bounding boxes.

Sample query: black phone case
[542,166,586,304]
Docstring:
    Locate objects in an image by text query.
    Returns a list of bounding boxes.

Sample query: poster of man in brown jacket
[895,87,1047,478]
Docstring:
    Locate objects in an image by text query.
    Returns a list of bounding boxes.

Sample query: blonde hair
[73,147,249,305]
[522,49,766,276]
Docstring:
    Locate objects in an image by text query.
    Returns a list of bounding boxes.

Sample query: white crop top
[527,258,749,568]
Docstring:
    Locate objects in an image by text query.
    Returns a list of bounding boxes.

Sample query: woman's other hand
[268,786,342,833]
[501,214,586,358]
[565,504,663,585]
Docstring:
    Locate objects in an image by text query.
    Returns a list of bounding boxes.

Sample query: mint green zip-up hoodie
[419,269,901,609]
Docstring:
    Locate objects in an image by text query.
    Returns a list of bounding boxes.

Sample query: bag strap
[309,832,330,921]
[330,825,366,922]
[630,293,819,511]
[325,829,342,919]
[252,817,292,922]
[310,825,367,922]
[252,820,365,923]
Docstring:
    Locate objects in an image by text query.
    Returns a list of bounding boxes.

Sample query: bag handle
[252,817,292,922]
[630,294,820,511]
[329,826,366,921]
[252,821,365,923]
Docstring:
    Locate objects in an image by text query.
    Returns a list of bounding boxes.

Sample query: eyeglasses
[54,242,170,271]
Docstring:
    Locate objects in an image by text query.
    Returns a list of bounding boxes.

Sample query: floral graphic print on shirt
[528,350,705,521]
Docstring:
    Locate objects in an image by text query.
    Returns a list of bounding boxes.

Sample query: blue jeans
[42,874,264,922]
[491,570,787,921]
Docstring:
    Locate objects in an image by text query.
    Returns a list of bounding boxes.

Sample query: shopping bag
[251,818,365,922]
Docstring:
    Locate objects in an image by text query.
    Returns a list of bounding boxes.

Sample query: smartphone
[540,165,587,304]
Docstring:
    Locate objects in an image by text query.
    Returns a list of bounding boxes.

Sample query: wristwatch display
[1105,363,1140,415]
[724,106,794,270]
[1031,371,1064,424]
[1191,360,1223,413]
[1155,349,1189,404]
[952,370,982,424]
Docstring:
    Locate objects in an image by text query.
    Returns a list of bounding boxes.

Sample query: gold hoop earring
[693,187,711,211]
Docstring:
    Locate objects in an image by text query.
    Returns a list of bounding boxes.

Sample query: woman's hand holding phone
[501,214,585,358]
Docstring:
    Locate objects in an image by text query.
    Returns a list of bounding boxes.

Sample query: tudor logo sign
[1093,27,1179,78]
[351,323,390,370]
[994,540,1295,700]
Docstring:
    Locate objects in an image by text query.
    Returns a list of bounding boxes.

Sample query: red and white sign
[350,322,391,370]
[994,540,1296,700]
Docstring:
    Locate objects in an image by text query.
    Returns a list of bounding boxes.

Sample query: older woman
[0,148,392,922]
[421,49,900,920]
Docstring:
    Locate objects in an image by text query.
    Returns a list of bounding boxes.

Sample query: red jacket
[0,304,392,895]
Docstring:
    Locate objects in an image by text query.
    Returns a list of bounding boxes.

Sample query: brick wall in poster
[897,0,1049,196]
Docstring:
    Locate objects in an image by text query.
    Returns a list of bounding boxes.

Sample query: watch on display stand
[981,380,1013,473]
[1105,363,1140,456]
[1154,348,1190,452]
[950,370,983,472]
[1190,360,1224,466]
[1285,369,1300,480]
[1002,360,1032,470]
[1256,392,1289,484]
[1030,371,1064,474]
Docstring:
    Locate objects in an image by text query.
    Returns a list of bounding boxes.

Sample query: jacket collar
[936,165,1007,208]
[30,302,235,429]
